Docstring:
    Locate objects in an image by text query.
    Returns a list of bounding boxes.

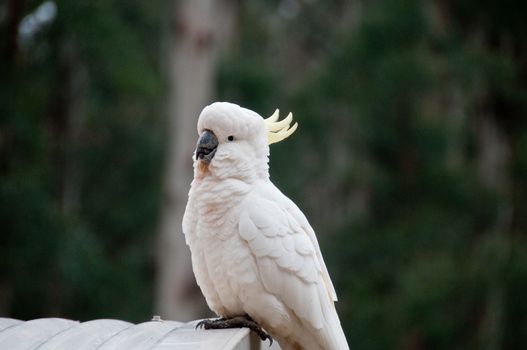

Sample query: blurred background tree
[1,0,527,349]
[1,0,165,321]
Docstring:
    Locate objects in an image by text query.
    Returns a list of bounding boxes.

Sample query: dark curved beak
[195,129,218,162]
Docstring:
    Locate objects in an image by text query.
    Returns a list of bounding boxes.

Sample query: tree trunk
[156,0,236,321]
[477,114,511,350]
[58,37,86,217]
[3,0,25,63]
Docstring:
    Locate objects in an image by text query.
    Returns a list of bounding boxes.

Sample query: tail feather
[278,291,349,350]
[315,282,350,350]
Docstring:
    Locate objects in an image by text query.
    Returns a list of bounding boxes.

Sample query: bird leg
[196,315,273,345]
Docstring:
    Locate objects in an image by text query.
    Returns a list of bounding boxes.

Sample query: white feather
[183,102,349,350]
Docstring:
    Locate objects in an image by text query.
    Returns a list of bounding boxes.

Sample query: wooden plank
[0,318,22,332]
[97,320,182,350]
[0,318,78,350]
[0,318,282,350]
[36,319,132,350]
[151,320,251,350]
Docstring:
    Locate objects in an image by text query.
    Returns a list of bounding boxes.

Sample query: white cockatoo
[183,102,349,350]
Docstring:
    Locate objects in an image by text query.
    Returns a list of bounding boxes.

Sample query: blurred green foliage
[1,0,166,322]
[2,0,527,349]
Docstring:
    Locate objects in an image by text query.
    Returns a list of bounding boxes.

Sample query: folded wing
[238,185,348,349]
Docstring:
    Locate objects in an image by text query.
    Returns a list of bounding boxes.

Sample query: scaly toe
[195,318,224,330]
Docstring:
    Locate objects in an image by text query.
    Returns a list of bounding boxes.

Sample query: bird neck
[194,154,270,184]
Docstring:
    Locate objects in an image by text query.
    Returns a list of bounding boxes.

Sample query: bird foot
[196,315,273,346]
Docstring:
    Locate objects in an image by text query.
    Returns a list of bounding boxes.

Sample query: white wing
[238,182,348,350]
[270,185,339,302]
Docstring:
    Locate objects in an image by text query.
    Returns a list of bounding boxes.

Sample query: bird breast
[191,177,251,231]
[188,177,260,316]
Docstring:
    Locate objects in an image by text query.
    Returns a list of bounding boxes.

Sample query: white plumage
[183,102,349,350]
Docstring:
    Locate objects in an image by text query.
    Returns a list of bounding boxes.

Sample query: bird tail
[317,285,350,350]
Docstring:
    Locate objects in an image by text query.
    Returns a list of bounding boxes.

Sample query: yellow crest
[264,109,298,145]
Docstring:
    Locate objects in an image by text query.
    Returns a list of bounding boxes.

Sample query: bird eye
[227,136,234,141]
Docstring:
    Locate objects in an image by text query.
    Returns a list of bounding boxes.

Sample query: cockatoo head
[194,102,297,181]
